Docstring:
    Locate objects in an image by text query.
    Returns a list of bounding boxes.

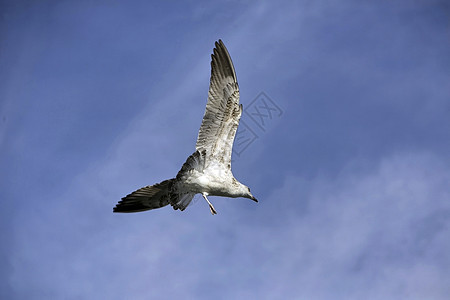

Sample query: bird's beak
[250,196,258,202]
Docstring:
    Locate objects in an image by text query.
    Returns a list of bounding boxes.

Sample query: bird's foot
[209,203,217,215]
[202,193,217,215]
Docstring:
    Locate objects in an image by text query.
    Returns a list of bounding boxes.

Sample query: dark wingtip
[113,206,123,213]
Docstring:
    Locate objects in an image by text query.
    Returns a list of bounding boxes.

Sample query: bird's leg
[202,193,217,215]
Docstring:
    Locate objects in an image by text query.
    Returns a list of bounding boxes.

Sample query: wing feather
[196,40,241,168]
[113,179,173,213]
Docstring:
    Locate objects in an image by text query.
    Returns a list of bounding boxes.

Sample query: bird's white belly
[184,169,233,196]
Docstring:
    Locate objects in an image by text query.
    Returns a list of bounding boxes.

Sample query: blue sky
[1,0,449,299]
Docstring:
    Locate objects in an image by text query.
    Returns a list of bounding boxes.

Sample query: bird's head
[237,183,258,203]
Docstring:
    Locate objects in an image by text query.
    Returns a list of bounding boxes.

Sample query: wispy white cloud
[226,152,450,299]
[9,151,450,299]
[3,0,450,299]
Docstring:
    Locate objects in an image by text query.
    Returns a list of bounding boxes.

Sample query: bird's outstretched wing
[113,179,173,213]
[196,40,242,168]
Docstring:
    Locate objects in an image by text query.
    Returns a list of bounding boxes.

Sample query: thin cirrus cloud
[1,0,449,299]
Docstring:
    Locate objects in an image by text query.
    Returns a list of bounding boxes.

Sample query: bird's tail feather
[170,192,195,211]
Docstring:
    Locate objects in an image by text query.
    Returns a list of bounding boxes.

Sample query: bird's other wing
[170,150,205,211]
[195,40,242,169]
[113,179,174,213]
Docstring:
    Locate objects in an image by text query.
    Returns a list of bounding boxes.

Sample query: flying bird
[113,40,257,215]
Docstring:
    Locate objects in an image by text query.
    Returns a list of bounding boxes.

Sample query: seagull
[113,40,257,215]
